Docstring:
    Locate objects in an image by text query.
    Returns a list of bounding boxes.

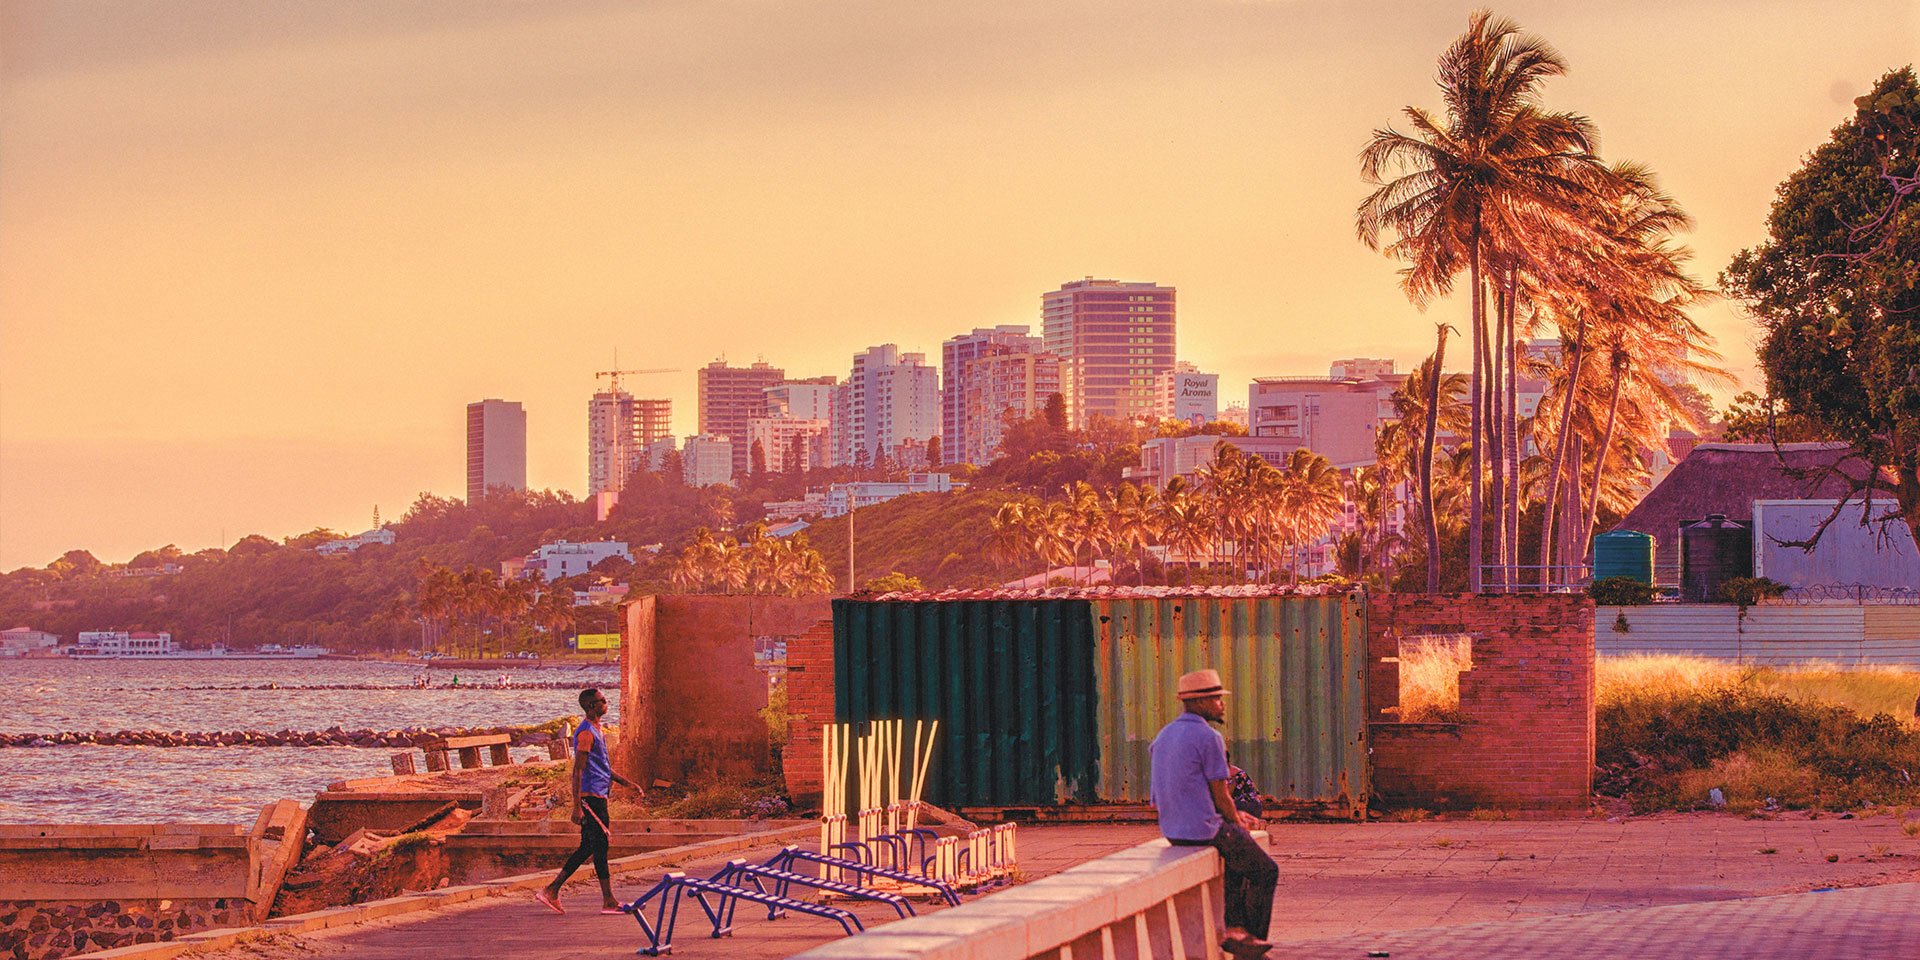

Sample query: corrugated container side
[1092,594,1367,816]
[831,599,1100,807]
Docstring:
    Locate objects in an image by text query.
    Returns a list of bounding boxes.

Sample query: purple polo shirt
[1149,711,1230,842]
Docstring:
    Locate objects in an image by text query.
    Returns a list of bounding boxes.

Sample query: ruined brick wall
[1,898,246,960]
[1367,594,1596,814]
[621,595,832,785]
[782,616,836,801]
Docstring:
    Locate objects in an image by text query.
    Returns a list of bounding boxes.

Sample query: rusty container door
[832,598,1101,807]
[1092,593,1369,818]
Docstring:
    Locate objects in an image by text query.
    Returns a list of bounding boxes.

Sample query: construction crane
[595,368,679,394]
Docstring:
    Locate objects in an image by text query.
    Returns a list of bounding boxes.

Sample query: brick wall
[782,616,836,801]
[1367,594,1596,814]
[619,595,832,786]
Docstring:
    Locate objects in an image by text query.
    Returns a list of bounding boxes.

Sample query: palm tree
[1273,449,1345,582]
[1358,9,1606,592]
[989,500,1032,580]
[1156,477,1214,584]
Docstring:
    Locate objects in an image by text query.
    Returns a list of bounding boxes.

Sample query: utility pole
[846,496,855,593]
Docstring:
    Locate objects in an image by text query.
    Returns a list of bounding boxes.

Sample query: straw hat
[1176,668,1229,700]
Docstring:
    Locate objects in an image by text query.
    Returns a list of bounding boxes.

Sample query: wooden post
[424,747,450,773]
[390,752,417,776]
[457,746,483,769]
[488,743,511,766]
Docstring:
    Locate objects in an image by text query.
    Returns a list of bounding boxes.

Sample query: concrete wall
[0,802,305,960]
[791,837,1226,960]
[619,594,832,785]
[1595,603,1920,666]
[1368,594,1596,813]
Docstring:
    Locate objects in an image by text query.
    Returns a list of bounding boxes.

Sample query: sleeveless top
[577,719,613,798]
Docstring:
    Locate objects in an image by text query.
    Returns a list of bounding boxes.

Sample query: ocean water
[0,659,620,824]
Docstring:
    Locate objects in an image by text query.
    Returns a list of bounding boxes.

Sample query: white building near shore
[69,631,177,657]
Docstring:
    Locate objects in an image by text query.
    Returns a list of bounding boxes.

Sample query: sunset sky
[1,0,1913,570]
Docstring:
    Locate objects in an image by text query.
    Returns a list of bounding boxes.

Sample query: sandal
[534,889,565,915]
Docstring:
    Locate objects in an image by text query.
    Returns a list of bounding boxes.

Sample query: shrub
[1717,576,1790,609]
[1590,576,1658,606]
[1596,678,1920,813]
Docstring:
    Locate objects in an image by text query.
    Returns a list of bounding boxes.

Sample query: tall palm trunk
[1538,317,1587,587]
[1422,324,1450,594]
[1583,349,1628,572]
[1489,266,1509,591]
[1467,230,1487,593]
[1503,268,1523,589]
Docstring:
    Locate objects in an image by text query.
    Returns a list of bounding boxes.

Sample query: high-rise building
[959,349,1063,465]
[466,399,527,502]
[749,417,832,473]
[1247,372,1404,469]
[765,378,836,421]
[698,360,786,476]
[1154,362,1219,424]
[1329,358,1397,381]
[833,344,940,467]
[682,434,735,487]
[587,391,672,496]
[942,326,1041,463]
[1042,278,1176,427]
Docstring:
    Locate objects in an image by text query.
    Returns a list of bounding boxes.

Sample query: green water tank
[1593,529,1655,583]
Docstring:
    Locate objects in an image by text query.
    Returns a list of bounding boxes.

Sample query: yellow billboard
[574,633,621,650]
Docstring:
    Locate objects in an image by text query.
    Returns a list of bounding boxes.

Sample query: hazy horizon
[3,0,1914,569]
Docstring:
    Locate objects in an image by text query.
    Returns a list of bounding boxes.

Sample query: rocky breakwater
[0,725,559,749]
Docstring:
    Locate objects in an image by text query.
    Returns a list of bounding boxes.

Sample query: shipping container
[830,591,1369,817]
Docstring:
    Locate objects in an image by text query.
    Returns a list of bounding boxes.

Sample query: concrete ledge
[67,821,818,960]
[791,836,1231,960]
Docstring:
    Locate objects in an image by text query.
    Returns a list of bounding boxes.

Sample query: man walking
[536,687,640,915]
[1150,669,1279,957]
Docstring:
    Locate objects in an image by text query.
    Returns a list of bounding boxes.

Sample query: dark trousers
[1172,822,1278,940]
[556,795,610,887]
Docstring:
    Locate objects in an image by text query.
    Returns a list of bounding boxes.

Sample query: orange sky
[1,0,1914,570]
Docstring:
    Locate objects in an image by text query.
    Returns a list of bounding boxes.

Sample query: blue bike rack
[712,859,916,920]
[619,870,863,955]
[764,846,961,907]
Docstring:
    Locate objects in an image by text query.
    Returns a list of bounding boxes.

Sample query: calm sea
[0,659,620,824]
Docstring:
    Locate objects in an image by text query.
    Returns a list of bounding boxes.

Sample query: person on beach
[535,687,639,915]
[1150,669,1279,958]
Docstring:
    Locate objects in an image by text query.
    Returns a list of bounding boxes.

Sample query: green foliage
[1597,684,1920,813]
[859,572,923,593]
[808,490,1022,589]
[1589,576,1658,606]
[1719,391,1831,443]
[1723,67,1920,544]
[1717,576,1790,609]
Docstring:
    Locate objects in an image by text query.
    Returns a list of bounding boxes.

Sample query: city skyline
[2,1,1913,568]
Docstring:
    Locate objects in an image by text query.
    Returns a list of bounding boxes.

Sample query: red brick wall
[1367,594,1596,814]
[783,616,836,801]
[617,595,831,785]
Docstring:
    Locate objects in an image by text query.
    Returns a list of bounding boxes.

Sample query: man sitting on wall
[1150,669,1280,958]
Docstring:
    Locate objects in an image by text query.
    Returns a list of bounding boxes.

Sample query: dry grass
[1597,655,1920,813]
[1599,655,1920,721]
[1393,635,1473,723]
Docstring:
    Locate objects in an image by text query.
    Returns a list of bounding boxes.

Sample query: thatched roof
[1609,443,1867,584]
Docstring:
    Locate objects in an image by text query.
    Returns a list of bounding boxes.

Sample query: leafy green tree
[1719,391,1832,443]
[1723,67,1920,544]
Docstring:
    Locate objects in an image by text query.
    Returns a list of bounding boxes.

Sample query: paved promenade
[194,813,1920,960]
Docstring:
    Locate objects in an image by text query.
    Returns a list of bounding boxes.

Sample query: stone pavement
[1266,883,1920,959]
[194,813,1920,960]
